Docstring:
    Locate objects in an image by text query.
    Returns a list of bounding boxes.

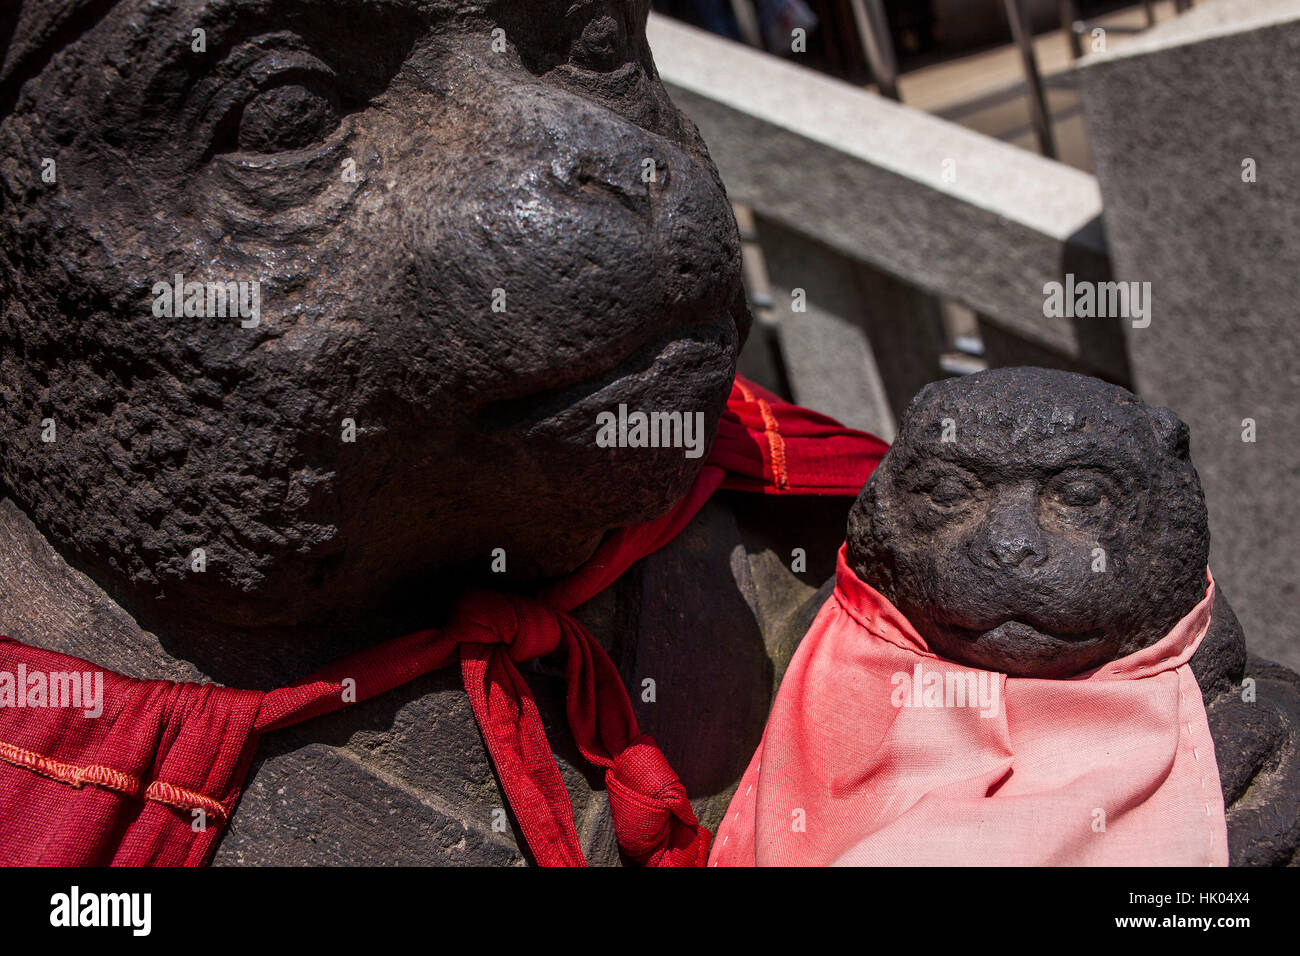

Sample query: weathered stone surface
[0,497,203,683]
[846,367,1300,864]
[1076,1,1300,672]
[0,0,748,661]
[1206,663,1300,866]
[213,743,525,867]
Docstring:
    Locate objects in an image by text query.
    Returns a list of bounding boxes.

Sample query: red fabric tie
[605,735,708,866]
[0,376,888,866]
[454,590,707,866]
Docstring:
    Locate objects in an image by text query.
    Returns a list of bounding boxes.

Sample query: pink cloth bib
[711,546,1228,866]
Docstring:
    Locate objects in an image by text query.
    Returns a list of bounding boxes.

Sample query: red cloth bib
[710,546,1229,867]
[0,377,886,867]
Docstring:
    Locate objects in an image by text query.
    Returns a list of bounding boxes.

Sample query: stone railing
[647,13,1129,439]
[649,4,1300,674]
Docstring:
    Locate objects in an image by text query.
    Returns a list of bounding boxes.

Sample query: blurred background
[655,0,1188,168]
[647,0,1300,669]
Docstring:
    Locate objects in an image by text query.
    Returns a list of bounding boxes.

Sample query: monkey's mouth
[475,313,739,435]
[951,619,1106,646]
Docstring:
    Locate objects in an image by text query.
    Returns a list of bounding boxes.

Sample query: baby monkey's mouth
[949,619,1106,646]
[929,618,1117,679]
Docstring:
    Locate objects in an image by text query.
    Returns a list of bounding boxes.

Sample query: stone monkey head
[847,368,1210,679]
[0,1,748,636]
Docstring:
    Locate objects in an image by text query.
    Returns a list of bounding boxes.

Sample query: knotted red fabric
[0,376,887,867]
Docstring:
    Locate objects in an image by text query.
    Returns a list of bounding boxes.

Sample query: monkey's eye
[926,475,975,510]
[232,82,340,153]
[1047,473,1110,510]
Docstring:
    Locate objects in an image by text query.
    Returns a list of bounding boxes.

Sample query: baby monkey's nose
[973,483,1047,570]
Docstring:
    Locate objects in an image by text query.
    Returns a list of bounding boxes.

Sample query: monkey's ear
[846,468,880,555]
[1149,406,1191,462]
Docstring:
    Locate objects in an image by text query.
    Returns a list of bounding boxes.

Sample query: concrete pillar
[755,215,950,441]
[1077,0,1300,669]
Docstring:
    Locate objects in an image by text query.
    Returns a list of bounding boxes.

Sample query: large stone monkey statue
[0,0,855,863]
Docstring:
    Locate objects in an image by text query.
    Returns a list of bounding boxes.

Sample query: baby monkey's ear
[1148,406,1192,464]
[846,465,904,597]
[846,466,884,557]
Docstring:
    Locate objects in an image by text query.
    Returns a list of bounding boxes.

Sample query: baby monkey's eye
[926,476,975,509]
[234,82,340,153]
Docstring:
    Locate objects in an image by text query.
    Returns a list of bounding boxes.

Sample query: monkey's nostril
[569,152,667,217]
[987,539,1042,569]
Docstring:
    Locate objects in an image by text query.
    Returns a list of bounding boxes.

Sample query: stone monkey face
[847,368,1211,679]
[0,1,747,634]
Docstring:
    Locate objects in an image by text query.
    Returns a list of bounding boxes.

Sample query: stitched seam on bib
[0,737,230,823]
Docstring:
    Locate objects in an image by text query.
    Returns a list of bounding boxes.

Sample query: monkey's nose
[562,148,669,219]
[972,483,1047,571]
[986,536,1043,569]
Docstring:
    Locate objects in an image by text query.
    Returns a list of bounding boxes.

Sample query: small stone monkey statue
[712,367,1300,866]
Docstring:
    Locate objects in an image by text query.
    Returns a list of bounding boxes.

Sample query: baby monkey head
[848,367,1210,678]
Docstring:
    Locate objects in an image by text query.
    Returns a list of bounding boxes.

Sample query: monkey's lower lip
[475,315,738,434]
[952,620,1105,645]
